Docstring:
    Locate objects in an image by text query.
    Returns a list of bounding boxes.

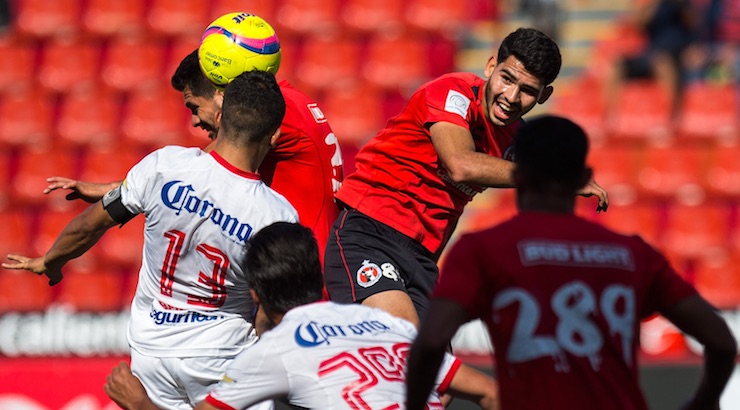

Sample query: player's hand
[577,177,609,213]
[2,254,63,286]
[104,362,154,410]
[44,176,106,203]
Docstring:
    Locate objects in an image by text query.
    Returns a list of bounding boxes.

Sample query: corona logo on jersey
[160,180,253,243]
[294,320,392,347]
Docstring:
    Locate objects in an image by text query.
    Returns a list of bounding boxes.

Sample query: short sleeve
[433,233,487,320]
[119,149,160,215]
[639,239,697,318]
[422,77,478,131]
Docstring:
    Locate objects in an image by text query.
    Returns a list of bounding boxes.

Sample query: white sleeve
[119,149,160,215]
[206,341,290,409]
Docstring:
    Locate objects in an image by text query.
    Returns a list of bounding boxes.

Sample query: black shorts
[323,209,438,320]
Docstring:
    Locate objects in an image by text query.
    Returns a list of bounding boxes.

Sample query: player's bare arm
[446,363,500,410]
[2,201,119,285]
[104,363,161,410]
[44,176,122,203]
[661,294,737,410]
[406,298,469,410]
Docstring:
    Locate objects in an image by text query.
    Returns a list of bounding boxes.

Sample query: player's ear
[483,56,497,77]
[270,128,281,147]
[213,89,224,108]
[249,289,261,305]
[537,86,554,104]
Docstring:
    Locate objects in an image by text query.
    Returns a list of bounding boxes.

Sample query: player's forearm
[446,363,499,410]
[405,343,447,410]
[692,345,738,407]
[44,202,115,267]
[449,151,515,188]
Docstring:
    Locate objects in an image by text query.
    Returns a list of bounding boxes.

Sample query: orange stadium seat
[295,35,361,93]
[56,264,124,312]
[96,216,145,268]
[0,35,37,93]
[705,144,740,198]
[0,210,33,259]
[591,201,663,249]
[675,82,739,143]
[321,83,386,147]
[0,89,54,149]
[607,81,673,143]
[340,0,405,35]
[146,0,211,38]
[56,88,121,149]
[463,190,518,233]
[693,252,740,308]
[363,35,430,91]
[210,0,277,23]
[403,0,468,37]
[82,0,147,37]
[275,0,341,37]
[551,78,608,145]
[38,37,101,94]
[14,0,81,38]
[586,143,640,206]
[11,148,78,207]
[0,271,54,313]
[662,202,731,260]
[101,35,166,92]
[636,143,709,202]
[120,85,186,150]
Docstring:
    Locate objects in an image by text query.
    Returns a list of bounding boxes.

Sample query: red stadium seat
[363,35,430,91]
[662,202,731,260]
[587,143,640,206]
[295,35,361,92]
[146,0,211,38]
[80,146,142,185]
[0,271,54,313]
[96,216,145,268]
[0,35,37,93]
[551,78,608,145]
[38,36,101,94]
[0,89,54,149]
[636,143,709,203]
[101,35,166,92]
[14,0,81,38]
[56,88,121,149]
[11,148,78,207]
[705,144,740,198]
[463,190,518,233]
[165,37,200,84]
[0,149,10,209]
[275,0,341,36]
[210,0,277,24]
[591,201,663,249]
[120,85,186,150]
[56,264,124,312]
[82,0,147,37]
[33,208,98,269]
[320,83,385,147]
[403,0,468,38]
[693,252,740,308]
[340,0,405,35]
[0,210,34,259]
[607,81,673,143]
[675,82,739,143]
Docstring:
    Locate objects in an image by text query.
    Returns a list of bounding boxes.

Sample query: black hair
[244,222,324,315]
[220,70,286,145]
[514,115,588,190]
[497,28,562,86]
[170,49,217,98]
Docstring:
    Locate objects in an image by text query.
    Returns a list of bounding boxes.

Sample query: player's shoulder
[422,72,484,93]
[136,145,206,170]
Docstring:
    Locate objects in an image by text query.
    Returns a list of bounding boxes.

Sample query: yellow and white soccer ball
[198,12,282,89]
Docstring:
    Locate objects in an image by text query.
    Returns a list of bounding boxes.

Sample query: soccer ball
[198,12,282,90]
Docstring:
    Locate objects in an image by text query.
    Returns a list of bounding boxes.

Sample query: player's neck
[211,140,270,174]
[516,192,576,214]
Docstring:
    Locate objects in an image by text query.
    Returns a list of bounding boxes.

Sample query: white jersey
[205,302,461,409]
[120,146,298,357]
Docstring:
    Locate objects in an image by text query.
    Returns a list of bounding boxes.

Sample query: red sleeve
[436,357,462,394]
[640,239,698,318]
[433,233,487,319]
[422,76,478,130]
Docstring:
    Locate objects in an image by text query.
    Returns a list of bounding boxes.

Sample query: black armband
[102,186,136,225]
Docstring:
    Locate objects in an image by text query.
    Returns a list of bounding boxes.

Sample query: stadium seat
[79,146,142,184]
[82,0,147,37]
[120,85,187,150]
[0,210,33,259]
[607,80,673,143]
[0,89,55,149]
[340,0,405,35]
[587,143,640,206]
[56,88,121,149]
[661,202,731,260]
[463,190,518,233]
[101,35,166,92]
[403,0,468,38]
[636,143,709,203]
[295,35,361,92]
[363,35,430,92]
[275,0,341,36]
[11,148,78,207]
[693,252,740,308]
[551,78,608,145]
[0,149,10,209]
[0,271,54,313]
[146,0,211,38]
[56,264,124,312]
[210,0,277,24]
[165,37,200,84]
[675,82,739,143]
[14,0,81,38]
[32,208,97,268]
[320,83,386,147]
[705,144,740,198]
[0,35,37,93]
[38,37,101,94]
[591,201,663,249]
[96,216,145,268]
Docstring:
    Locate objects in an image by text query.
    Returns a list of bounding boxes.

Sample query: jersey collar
[209,151,261,180]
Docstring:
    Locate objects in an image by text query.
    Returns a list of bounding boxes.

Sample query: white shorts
[130,348,274,410]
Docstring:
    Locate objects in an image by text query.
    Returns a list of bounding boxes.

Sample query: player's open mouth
[494,101,515,119]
